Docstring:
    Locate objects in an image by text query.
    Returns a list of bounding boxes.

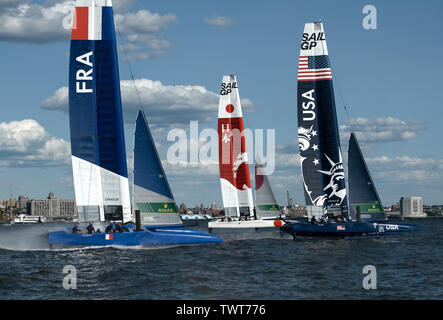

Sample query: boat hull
[208,219,282,233]
[280,221,420,238]
[48,228,222,247]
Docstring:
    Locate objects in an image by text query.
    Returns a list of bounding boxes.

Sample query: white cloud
[340,117,425,144]
[0,1,177,59]
[204,14,232,27]
[0,119,70,167]
[115,9,177,34]
[41,78,255,128]
[0,0,72,43]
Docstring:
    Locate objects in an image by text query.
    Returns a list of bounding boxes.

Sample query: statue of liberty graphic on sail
[298,125,347,209]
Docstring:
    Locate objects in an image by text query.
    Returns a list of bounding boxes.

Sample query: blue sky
[0,0,442,207]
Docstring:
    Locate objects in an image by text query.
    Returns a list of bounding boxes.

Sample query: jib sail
[255,157,280,219]
[132,110,182,226]
[348,132,387,221]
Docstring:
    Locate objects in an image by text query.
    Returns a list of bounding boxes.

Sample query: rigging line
[114,16,144,113]
[333,69,356,133]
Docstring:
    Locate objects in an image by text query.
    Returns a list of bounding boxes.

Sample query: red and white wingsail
[218,75,254,218]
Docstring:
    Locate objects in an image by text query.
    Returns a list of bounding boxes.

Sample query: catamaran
[280,21,419,238]
[48,0,221,247]
[208,75,282,232]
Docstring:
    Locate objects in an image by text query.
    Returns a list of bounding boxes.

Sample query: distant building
[400,197,426,218]
[17,195,29,213]
[28,192,77,220]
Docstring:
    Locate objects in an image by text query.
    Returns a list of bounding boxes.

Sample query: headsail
[218,75,254,218]
[296,22,349,218]
[132,110,182,226]
[255,157,280,219]
[348,132,387,221]
[69,0,131,223]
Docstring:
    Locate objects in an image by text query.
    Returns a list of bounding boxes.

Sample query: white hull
[208,218,281,230]
[13,215,46,224]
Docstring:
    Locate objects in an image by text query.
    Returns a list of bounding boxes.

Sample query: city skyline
[0,0,442,206]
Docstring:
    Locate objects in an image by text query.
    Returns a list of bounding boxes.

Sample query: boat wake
[0,223,65,251]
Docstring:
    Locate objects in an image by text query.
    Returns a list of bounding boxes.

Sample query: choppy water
[0,219,442,300]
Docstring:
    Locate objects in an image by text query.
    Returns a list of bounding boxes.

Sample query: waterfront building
[28,192,77,220]
[17,195,29,213]
[400,197,426,218]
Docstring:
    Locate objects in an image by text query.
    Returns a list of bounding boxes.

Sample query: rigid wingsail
[296,21,348,219]
[69,0,131,223]
[217,74,254,218]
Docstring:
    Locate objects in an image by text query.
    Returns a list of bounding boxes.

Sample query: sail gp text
[176,304,266,318]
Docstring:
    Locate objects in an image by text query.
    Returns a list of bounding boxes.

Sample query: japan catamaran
[280,21,419,238]
[48,0,221,247]
[208,75,282,232]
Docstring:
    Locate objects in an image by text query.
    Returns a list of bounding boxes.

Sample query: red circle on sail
[226,104,235,113]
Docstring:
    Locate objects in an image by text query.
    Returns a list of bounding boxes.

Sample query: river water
[0,218,442,300]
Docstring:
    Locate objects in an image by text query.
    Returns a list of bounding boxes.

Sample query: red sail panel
[71,7,89,40]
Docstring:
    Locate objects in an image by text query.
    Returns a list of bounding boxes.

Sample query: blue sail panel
[133,110,183,225]
[69,5,127,178]
[133,110,174,200]
[348,133,387,221]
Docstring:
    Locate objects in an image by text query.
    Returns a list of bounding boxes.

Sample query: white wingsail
[218,74,254,218]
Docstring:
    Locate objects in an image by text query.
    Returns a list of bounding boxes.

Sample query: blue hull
[280,221,420,238]
[48,228,222,247]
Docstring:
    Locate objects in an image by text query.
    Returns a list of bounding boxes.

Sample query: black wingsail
[348,132,387,221]
[297,22,349,219]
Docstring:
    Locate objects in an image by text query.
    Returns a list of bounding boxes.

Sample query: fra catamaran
[280,21,420,238]
[208,75,282,232]
[48,0,221,247]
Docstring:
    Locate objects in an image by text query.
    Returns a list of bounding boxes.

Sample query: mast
[296,22,349,219]
[69,0,131,223]
[218,75,254,218]
[132,110,183,226]
[348,132,387,221]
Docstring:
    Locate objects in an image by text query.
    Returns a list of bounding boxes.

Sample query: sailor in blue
[86,223,95,234]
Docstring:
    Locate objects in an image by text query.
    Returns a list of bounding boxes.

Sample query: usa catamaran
[280,21,419,237]
[208,75,282,232]
[48,0,221,247]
